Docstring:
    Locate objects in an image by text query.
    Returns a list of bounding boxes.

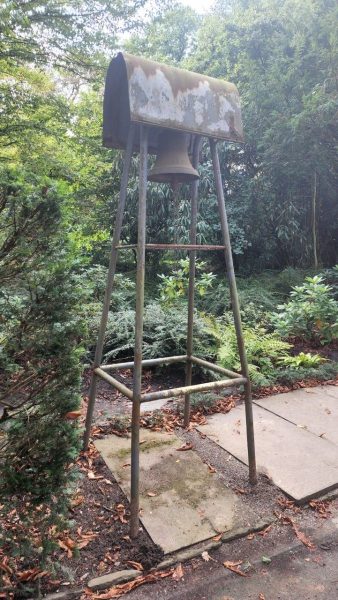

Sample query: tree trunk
[312,171,318,269]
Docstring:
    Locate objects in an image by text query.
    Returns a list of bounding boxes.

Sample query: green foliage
[92,301,215,363]
[158,259,216,305]
[0,264,87,496]
[278,352,325,368]
[208,319,292,386]
[188,0,338,270]
[275,362,338,386]
[189,392,219,411]
[272,276,338,344]
[320,265,338,300]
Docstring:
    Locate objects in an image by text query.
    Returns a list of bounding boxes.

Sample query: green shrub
[189,392,219,411]
[158,258,216,305]
[207,319,292,387]
[275,362,338,386]
[273,267,309,297]
[278,352,325,368]
[198,276,278,326]
[320,265,338,300]
[0,268,87,496]
[272,276,338,344]
[95,301,216,363]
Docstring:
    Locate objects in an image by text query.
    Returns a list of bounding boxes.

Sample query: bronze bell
[148,130,199,185]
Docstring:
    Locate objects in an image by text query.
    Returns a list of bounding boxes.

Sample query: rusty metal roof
[103,53,243,152]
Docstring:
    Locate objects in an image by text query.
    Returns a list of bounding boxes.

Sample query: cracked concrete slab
[95,429,261,553]
[254,386,338,445]
[198,403,338,502]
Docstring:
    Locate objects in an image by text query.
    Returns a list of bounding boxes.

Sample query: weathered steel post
[210,139,257,485]
[83,126,135,451]
[130,125,148,537]
[184,136,202,427]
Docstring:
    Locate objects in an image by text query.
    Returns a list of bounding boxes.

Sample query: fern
[208,319,292,386]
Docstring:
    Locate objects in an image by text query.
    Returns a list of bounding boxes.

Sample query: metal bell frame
[84,54,257,539]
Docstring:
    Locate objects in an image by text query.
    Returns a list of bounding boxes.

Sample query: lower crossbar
[94,367,133,400]
[140,376,247,402]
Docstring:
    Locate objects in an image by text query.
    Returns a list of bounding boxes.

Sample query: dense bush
[90,301,216,363]
[205,318,292,387]
[158,258,216,305]
[272,276,338,344]
[276,363,338,386]
[0,171,87,497]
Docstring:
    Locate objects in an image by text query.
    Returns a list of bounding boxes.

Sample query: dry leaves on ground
[84,568,175,599]
[172,563,184,580]
[258,524,273,537]
[176,442,193,451]
[309,499,332,518]
[276,497,301,513]
[278,515,315,549]
[223,560,249,577]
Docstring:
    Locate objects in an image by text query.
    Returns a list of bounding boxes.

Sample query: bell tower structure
[83,53,257,538]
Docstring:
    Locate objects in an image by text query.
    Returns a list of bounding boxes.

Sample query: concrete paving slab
[140,398,169,413]
[254,386,338,445]
[95,430,261,554]
[198,404,338,502]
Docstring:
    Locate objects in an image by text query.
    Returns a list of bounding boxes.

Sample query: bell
[148,130,199,185]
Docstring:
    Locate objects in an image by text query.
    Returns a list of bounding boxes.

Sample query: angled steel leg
[130,124,148,538]
[83,126,135,450]
[209,139,257,485]
[184,136,202,427]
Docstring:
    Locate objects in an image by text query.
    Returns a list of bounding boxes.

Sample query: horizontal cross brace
[101,355,187,370]
[94,354,246,403]
[94,368,133,400]
[115,244,225,251]
[140,377,247,402]
[190,356,242,379]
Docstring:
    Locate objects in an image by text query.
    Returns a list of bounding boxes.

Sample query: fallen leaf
[234,487,249,495]
[172,563,184,580]
[88,569,174,599]
[261,556,271,565]
[258,524,273,537]
[126,561,143,571]
[259,594,266,600]
[0,561,13,575]
[64,410,82,420]
[71,494,84,508]
[176,442,193,451]
[212,532,223,542]
[147,492,157,497]
[87,470,103,480]
[281,516,315,549]
[201,551,215,562]
[223,560,248,577]
[18,568,49,581]
[207,463,216,473]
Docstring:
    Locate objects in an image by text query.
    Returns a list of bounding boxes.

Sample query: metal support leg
[184,136,202,427]
[209,139,257,485]
[83,126,135,450]
[130,125,148,538]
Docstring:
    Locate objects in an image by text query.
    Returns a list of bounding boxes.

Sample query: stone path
[198,385,338,502]
[95,384,338,554]
[95,429,262,554]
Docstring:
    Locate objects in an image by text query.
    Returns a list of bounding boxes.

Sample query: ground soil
[39,368,337,599]
[2,367,338,599]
